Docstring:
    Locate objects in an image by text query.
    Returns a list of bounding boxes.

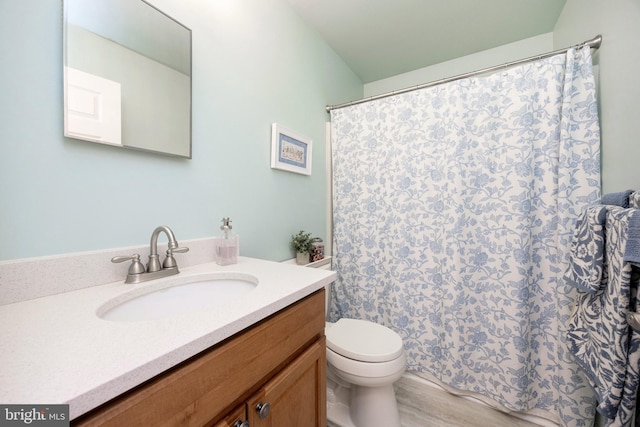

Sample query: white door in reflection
[65,67,122,146]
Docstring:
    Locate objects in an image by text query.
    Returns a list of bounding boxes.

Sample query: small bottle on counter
[215,217,238,266]
[310,238,325,262]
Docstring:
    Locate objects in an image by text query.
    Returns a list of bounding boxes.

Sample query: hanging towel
[564,205,607,293]
[567,206,640,426]
[616,323,640,427]
[601,190,634,207]
[624,213,640,267]
[629,191,640,209]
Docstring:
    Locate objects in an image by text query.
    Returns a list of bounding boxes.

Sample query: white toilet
[325,286,407,427]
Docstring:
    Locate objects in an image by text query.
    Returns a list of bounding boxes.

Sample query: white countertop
[0,257,336,419]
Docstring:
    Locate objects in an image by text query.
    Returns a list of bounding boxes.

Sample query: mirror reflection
[63,0,192,158]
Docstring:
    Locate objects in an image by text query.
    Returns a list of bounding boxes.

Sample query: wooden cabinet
[216,338,325,427]
[73,290,326,427]
[246,338,325,427]
[213,405,247,427]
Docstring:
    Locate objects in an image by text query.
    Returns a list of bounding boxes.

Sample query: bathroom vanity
[0,256,335,426]
[74,290,326,426]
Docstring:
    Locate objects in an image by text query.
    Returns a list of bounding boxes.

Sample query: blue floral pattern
[565,206,606,293]
[568,207,640,426]
[330,47,601,426]
[630,192,640,209]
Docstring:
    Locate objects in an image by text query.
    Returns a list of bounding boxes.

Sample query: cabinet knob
[255,402,270,419]
[233,421,249,427]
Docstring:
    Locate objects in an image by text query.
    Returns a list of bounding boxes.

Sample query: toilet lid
[326,318,404,362]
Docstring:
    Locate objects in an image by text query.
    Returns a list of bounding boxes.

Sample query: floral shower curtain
[329,46,601,426]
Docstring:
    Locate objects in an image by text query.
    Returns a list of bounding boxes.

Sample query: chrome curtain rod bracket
[326,35,602,113]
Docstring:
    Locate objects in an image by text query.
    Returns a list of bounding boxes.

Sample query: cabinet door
[247,338,326,427]
[211,405,247,427]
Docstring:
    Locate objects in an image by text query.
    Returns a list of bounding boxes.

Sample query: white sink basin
[98,272,259,322]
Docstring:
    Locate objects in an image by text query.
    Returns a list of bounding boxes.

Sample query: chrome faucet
[111,225,189,284]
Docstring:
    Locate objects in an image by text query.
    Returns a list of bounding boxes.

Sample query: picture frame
[271,123,312,175]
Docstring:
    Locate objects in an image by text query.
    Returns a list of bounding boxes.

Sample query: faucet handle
[163,246,189,269]
[111,254,146,275]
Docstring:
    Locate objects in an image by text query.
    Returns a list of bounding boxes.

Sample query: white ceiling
[286,0,567,83]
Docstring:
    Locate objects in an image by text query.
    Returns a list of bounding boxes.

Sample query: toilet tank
[298,257,332,315]
[282,257,333,316]
[316,260,332,315]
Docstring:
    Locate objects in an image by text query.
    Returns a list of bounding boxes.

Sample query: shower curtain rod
[325,34,602,113]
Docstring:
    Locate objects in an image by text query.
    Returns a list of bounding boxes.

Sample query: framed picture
[271,123,312,175]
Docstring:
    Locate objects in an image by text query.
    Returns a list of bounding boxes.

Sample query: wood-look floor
[328,373,551,427]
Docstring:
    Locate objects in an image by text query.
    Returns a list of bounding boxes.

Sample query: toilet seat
[326,318,404,362]
[327,347,407,381]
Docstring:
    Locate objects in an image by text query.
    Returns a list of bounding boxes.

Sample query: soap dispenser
[215,217,238,266]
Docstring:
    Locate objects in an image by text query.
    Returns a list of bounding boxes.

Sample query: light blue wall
[553,0,640,194]
[0,0,362,261]
[364,33,554,97]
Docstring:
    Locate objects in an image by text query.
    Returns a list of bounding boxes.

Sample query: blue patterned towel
[629,191,640,209]
[565,205,606,293]
[602,190,634,207]
[624,212,640,267]
[568,207,640,426]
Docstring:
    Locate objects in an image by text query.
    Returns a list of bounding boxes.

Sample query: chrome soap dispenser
[215,217,238,266]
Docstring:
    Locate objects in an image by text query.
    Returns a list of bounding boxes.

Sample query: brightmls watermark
[0,405,69,426]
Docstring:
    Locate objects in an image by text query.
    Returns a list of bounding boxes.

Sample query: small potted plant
[290,230,313,265]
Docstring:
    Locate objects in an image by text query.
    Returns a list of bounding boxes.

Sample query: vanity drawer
[73,289,325,426]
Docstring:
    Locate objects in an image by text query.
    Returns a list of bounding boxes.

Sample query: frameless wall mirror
[63,0,192,158]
